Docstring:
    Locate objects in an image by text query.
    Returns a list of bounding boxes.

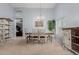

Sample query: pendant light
[36,3,42,21]
[34,3,44,28]
[40,3,42,20]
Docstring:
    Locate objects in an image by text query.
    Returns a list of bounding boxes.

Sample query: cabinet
[63,27,79,54]
[0,18,12,43]
[63,29,71,49]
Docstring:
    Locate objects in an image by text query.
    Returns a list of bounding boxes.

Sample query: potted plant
[47,20,55,41]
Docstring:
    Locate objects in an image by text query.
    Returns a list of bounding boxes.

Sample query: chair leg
[26,37,29,43]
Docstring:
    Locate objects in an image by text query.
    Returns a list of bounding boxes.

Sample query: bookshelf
[71,28,79,53]
[0,18,12,43]
[63,27,79,54]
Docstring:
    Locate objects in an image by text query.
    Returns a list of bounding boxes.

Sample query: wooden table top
[25,32,54,35]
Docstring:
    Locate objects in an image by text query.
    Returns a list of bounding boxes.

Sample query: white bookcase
[0,18,12,43]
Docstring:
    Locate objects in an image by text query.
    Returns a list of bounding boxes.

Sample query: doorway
[16,18,23,36]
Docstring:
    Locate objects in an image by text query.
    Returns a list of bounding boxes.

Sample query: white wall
[55,3,79,44]
[23,8,55,33]
[0,4,14,19]
[55,3,79,28]
[54,4,64,44]
[62,3,79,28]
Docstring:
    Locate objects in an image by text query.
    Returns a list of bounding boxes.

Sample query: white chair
[31,33,39,43]
[39,35,47,43]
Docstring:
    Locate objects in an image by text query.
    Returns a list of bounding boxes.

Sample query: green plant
[48,20,55,31]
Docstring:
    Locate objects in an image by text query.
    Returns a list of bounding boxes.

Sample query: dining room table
[25,32,54,43]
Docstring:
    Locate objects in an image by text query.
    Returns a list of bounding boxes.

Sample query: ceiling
[10,3,56,8]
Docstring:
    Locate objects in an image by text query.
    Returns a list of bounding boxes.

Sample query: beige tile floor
[0,37,74,55]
